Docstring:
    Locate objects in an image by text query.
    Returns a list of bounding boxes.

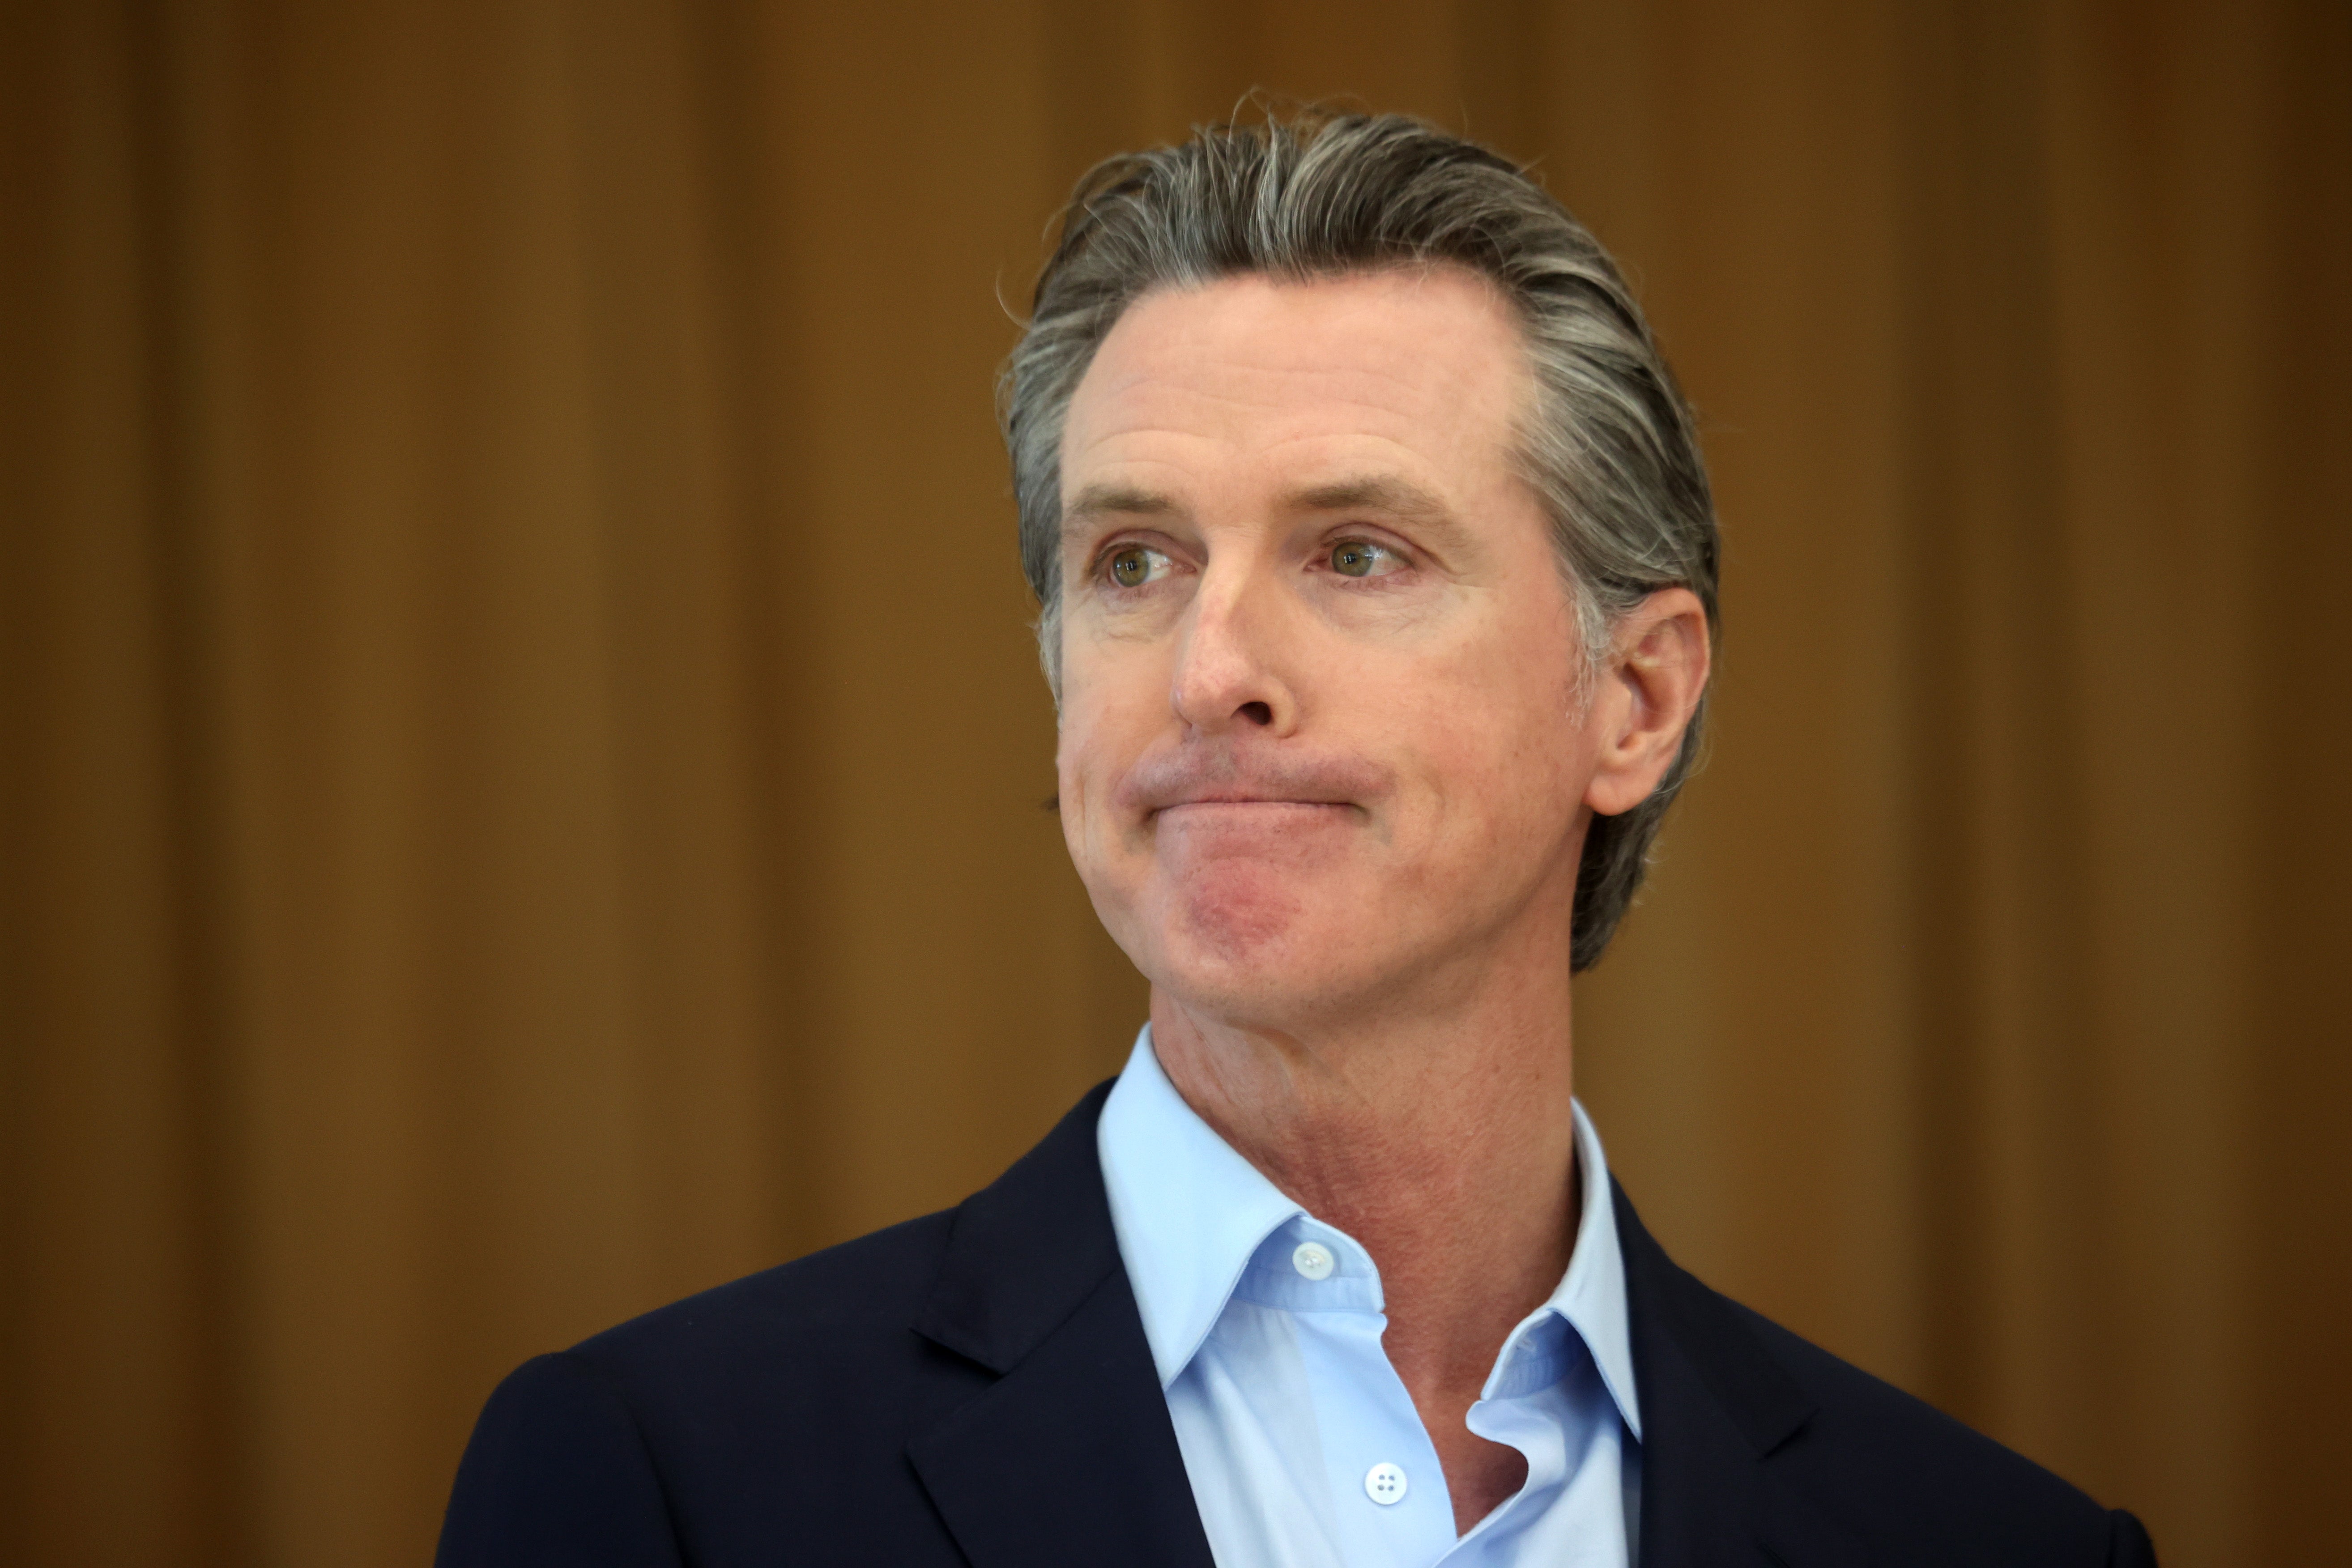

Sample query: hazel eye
[1330,539,1398,578]
[1106,544,1168,589]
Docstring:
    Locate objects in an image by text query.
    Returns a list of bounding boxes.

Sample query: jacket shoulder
[576,1208,958,1366]
[1614,1184,2152,1565]
[443,1210,992,1566]
[443,1085,1133,1567]
[558,1206,988,1436]
[1732,1299,2154,1565]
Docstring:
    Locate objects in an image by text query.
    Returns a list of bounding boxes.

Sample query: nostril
[1238,701,1274,726]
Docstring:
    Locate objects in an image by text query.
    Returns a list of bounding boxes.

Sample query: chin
[1175,861,1308,956]
[1131,873,1392,1026]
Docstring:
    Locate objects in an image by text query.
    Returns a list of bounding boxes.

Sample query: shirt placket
[1263,1222,1459,1568]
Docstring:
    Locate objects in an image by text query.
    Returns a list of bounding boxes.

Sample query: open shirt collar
[1097,1024,1643,1441]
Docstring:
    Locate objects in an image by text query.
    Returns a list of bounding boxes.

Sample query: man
[439,113,2156,1567]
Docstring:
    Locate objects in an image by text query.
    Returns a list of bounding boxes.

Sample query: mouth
[1151,797,1360,823]
[1155,793,1353,807]
[1115,746,1391,825]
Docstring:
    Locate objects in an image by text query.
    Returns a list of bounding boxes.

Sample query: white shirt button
[1364,1461,1408,1505]
[1291,1241,1335,1280]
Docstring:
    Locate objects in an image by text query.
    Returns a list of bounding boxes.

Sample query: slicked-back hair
[1001,111,1720,972]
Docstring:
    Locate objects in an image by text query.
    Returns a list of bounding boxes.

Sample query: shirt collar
[1095,1024,1643,1440]
[1535,1095,1643,1439]
[1098,1026,1302,1387]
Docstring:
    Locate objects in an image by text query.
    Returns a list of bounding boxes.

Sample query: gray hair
[1001,111,1720,971]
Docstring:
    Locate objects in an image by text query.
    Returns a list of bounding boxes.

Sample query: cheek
[1425,723,1573,841]
[1394,661,1589,849]
[1054,680,1154,878]
[1052,716,1108,866]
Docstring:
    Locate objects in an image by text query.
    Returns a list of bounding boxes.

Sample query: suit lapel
[907,1083,1215,1568]
[1616,1185,1868,1568]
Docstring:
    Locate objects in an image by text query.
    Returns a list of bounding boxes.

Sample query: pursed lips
[1153,794,1354,812]
[1108,747,1394,835]
[1149,795,1363,830]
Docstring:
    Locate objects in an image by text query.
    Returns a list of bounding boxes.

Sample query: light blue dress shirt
[1098,1027,1643,1568]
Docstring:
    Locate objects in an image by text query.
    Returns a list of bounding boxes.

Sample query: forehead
[1059,267,1534,501]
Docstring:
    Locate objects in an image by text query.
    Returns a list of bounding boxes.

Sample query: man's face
[1054,268,1601,1031]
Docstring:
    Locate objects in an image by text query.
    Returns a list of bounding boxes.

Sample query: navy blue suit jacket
[438,1082,2157,1566]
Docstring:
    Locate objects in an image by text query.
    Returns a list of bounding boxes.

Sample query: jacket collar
[908,1080,1864,1568]
[1614,1184,1867,1568]
[907,1082,1217,1568]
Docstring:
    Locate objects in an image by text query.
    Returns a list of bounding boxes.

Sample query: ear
[1583,588,1712,818]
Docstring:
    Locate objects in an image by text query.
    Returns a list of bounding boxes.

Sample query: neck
[1147,919,1582,1531]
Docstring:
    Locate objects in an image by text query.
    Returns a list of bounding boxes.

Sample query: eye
[1329,538,1402,579]
[1104,543,1171,589]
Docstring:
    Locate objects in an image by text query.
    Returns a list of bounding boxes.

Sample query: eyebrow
[1063,474,1457,530]
[1283,474,1453,524]
[1063,483,1180,528]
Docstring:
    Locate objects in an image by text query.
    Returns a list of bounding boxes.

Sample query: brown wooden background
[4,2,2345,1564]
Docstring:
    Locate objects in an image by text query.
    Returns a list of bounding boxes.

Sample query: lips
[1115,746,1389,819]
[1156,797,1354,816]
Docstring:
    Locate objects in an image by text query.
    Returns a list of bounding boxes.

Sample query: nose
[1168,563,1300,737]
